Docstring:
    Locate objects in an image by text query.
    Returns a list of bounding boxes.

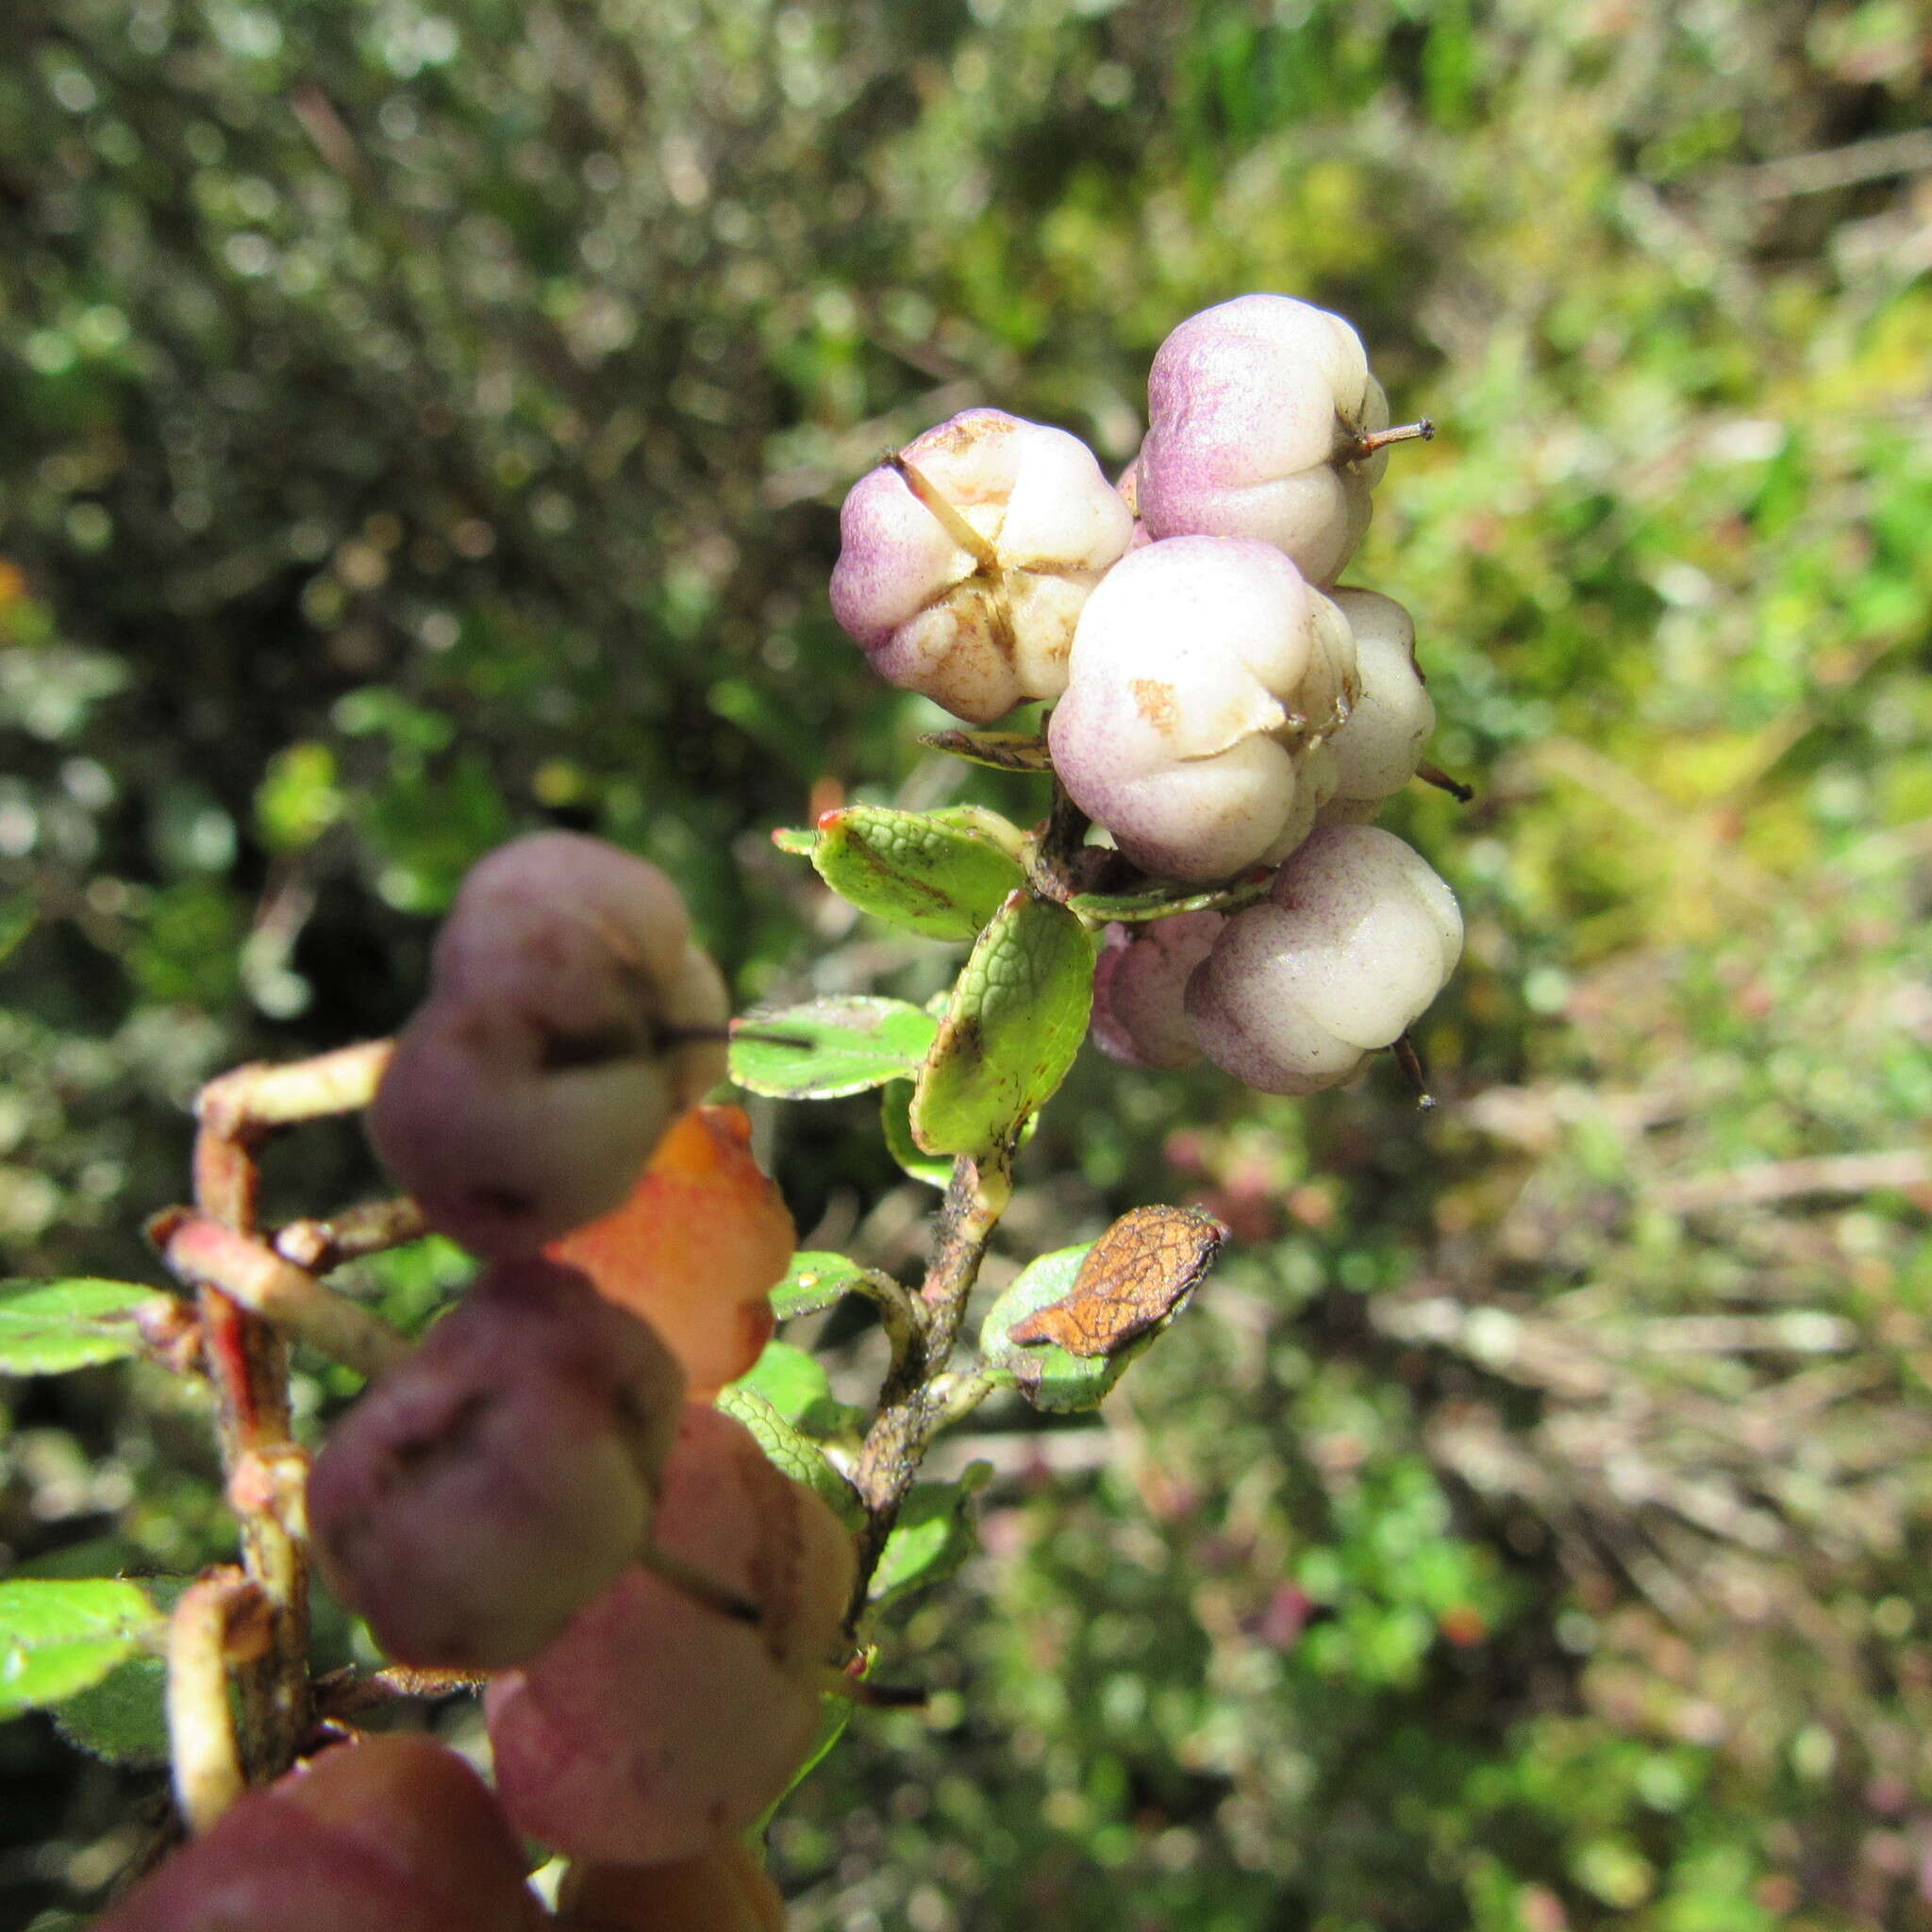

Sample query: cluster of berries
[832,293,1463,1095]
[108,834,848,1927]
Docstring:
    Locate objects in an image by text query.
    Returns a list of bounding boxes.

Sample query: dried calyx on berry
[1048,535,1357,884]
[1185,824,1463,1095]
[368,831,728,1257]
[1135,291,1424,587]
[92,1735,544,1932]
[830,408,1135,724]
[487,1404,858,1867]
[308,1259,687,1670]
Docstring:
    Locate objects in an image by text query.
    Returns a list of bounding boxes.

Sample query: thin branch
[850,1149,1013,1603]
[154,1210,413,1380]
[1654,1148,1931,1213]
[273,1196,429,1274]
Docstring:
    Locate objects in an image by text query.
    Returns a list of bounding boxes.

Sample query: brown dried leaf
[1008,1205,1226,1358]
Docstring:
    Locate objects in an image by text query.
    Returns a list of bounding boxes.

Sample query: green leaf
[51,1652,170,1766]
[715,1387,864,1531]
[909,891,1094,1158]
[770,824,817,855]
[811,804,1026,941]
[725,1339,861,1436]
[0,1579,166,1721]
[869,1465,991,1608]
[772,1252,875,1320]
[981,1243,1156,1412]
[0,1279,167,1376]
[882,1081,954,1189]
[730,996,938,1100]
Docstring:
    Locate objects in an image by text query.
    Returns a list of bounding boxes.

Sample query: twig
[273,1196,429,1274]
[310,1662,488,1720]
[1732,128,1932,202]
[154,1211,413,1379]
[1654,1148,1931,1213]
[185,1039,394,1782]
[850,1149,1013,1601]
[1026,780,1094,904]
[166,1571,271,1835]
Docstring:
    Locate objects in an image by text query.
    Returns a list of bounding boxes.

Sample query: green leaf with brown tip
[811,804,1026,941]
[909,890,1093,1158]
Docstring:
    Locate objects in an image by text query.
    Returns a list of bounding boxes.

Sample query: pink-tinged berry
[368,832,728,1257]
[1046,536,1357,883]
[487,1405,857,1866]
[830,408,1134,723]
[1317,591,1436,824]
[1090,911,1225,1069]
[93,1735,542,1932]
[309,1259,686,1670]
[1136,293,1393,586]
[1186,824,1462,1094]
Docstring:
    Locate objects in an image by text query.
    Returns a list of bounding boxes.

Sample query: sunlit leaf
[730,996,938,1100]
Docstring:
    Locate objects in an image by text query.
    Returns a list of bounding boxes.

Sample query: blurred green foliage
[2,0,1929,1924]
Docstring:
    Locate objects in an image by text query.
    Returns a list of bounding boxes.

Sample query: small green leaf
[869,1465,991,1607]
[882,1081,954,1189]
[811,804,1026,941]
[0,1579,166,1721]
[773,1252,874,1320]
[0,1279,168,1376]
[770,825,818,856]
[981,1244,1158,1412]
[910,891,1093,1158]
[51,1652,170,1766]
[725,1339,862,1436]
[730,996,938,1100]
[715,1387,864,1531]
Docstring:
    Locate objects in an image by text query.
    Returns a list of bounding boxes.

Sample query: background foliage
[3,0,1929,1924]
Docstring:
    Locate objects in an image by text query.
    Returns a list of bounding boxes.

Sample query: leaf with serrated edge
[0,1579,165,1721]
[0,1280,167,1377]
[714,1387,864,1530]
[812,805,1025,941]
[730,996,938,1100]
[1008,1206,1224,1357]
[910,891,1093,1158]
